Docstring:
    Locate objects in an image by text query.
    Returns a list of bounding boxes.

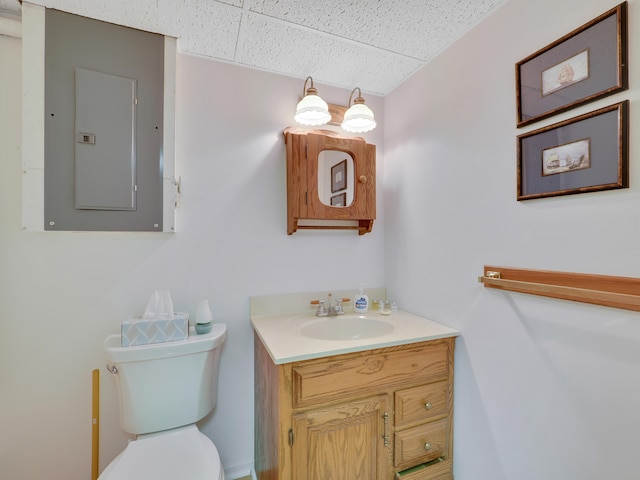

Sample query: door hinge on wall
[288,429,294,446]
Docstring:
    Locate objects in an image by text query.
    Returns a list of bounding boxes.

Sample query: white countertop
[251,309,460,364]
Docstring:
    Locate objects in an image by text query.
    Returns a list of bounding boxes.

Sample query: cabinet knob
[424,442,432,451]
[359,175,367,183]
[424,402,432,410]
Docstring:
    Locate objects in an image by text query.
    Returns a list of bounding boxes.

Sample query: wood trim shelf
[479,265,640,312]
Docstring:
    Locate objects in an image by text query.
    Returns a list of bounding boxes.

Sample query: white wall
[4,0,640,479]
[384,0,640,479]
[0,34,385,480]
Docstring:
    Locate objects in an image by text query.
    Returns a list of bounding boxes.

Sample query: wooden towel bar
[479,265,640,312]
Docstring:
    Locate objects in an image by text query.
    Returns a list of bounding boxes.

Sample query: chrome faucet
[314,293,345,317]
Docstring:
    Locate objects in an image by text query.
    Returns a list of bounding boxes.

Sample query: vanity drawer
[396,458,452,480]
[292,342,449,408]
[394,419,448,470]
[395,381,448,428]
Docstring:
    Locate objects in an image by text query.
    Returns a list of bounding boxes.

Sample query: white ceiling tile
[237,12,422,95]
[162,0,242,61]
[4,0,505,95]
[30,0,161,33]
[248,0,502,61]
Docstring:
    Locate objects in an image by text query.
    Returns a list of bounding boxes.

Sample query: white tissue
[142,289,174,319]
[121,289,188,346]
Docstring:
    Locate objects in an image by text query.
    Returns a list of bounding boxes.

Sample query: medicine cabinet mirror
[318,151,354,207]
[284,128,376,235]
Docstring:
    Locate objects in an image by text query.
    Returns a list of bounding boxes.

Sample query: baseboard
[224,459,255,480]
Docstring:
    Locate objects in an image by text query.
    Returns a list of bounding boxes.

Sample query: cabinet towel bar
[479,265,640,312]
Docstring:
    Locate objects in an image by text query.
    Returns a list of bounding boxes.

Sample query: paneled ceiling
[0,0,505,96]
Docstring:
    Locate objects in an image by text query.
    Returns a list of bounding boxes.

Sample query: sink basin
[300,315,395,341]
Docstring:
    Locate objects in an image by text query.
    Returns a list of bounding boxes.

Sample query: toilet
[100,323,227,480]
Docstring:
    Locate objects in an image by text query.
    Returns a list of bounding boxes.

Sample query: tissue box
[121,312,189,347]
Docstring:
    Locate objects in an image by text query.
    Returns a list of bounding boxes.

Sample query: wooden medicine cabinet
[284,128,376,235]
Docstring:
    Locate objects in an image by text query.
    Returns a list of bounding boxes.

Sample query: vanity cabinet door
[291,395,391,480]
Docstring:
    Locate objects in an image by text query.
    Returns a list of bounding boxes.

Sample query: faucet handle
[315,300,328,317]
[335,298,344,315]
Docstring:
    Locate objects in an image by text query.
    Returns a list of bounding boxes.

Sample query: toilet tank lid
[104,323,226,363]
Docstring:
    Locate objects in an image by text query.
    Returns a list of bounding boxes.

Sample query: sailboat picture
[542,50,589,96]
[542,138,591,176]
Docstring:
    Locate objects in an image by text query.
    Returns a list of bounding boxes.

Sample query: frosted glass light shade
[341,102,376,133]
[294,93,331,126]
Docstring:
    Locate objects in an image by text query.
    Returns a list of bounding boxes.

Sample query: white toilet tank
[104,323,227,435]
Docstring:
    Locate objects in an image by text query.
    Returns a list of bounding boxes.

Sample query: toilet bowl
[98,425,223,480]
[100,324,227,480]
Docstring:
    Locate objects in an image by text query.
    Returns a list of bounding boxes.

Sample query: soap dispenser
[354,286,369,314]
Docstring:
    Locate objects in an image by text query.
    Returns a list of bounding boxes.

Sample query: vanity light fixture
[341,87,377,133]
[294,76,331,126]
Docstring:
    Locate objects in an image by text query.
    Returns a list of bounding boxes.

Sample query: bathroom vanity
[251,291,459,480]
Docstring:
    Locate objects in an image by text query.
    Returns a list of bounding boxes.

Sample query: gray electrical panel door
[75,68,136,210]
[44,9,164,232]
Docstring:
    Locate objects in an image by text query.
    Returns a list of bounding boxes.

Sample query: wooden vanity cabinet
[254,335,456,480]
[283,128,376,235]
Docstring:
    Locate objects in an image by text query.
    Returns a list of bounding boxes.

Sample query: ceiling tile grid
[1,0,505,95]
[217,0,244,7]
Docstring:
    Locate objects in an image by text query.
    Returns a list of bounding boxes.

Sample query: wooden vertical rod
[91,369,100,480]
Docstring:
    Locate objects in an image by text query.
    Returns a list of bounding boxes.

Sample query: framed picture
[517,101,628,200]
[516,2,627,127]
[330,192,347,207]
[331,159,347,193]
